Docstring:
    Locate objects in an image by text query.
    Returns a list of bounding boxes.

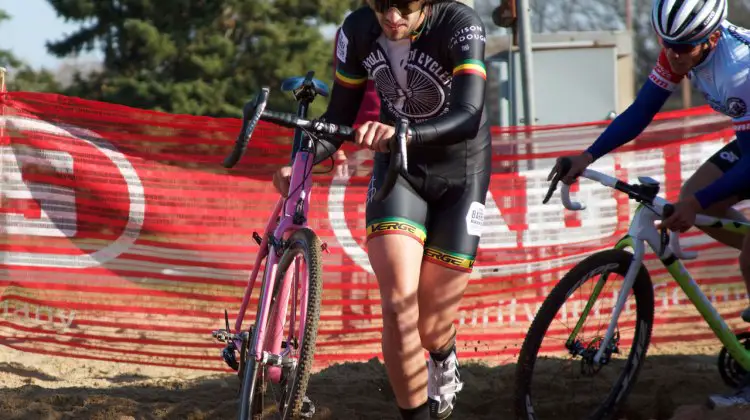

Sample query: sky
[0,0,102,70]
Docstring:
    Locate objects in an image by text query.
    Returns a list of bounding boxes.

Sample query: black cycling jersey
[316,1,491,173]
[317,1,492,272]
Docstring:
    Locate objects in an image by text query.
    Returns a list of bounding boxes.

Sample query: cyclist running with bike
[549,0,750,408]
[273,1,489,418]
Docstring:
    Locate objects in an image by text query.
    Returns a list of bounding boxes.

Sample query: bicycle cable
[283,127,336,200]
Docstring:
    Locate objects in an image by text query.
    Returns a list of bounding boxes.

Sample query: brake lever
[396,118,409,172]
[659,204,675,256]
[371,118,409,203]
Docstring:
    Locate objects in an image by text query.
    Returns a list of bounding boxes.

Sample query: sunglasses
[658,31,716,54]
[661,39,704,53]
[371,0,424,15]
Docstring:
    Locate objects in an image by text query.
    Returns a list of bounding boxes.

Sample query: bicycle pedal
[252,231,262,245]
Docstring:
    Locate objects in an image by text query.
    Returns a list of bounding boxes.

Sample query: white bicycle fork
[593,205,665,365]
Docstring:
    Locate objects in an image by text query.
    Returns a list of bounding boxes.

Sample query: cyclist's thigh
[423,170,491,273]
[365,161,429,303]
[683,139,750,209]
[365,160,429,247]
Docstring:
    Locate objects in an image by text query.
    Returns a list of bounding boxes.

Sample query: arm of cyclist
[663,64,750,231]
[694,133,750,208]
[408,12,487,146]
[663,132,750,232]
[551,50,681,184]
[310,22,370,164]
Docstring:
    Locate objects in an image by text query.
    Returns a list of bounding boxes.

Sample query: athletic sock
[429,342,455,362]
[399,401,430,420]
[429,329,457,362]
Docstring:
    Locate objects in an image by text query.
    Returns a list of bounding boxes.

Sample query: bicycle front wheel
[256,227,323,420]
[514,249,654,420]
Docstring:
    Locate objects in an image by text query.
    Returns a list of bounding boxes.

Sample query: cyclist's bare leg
[416,261,468,418]
[367,234,428,410]
[680,161,747,250]
[416,262,468,352]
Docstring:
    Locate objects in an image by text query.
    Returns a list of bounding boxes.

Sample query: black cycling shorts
[364,159,491,273]
[706,139,750,200]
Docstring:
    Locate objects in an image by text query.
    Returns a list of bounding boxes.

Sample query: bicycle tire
[239,332,262,420]
[238,255,269,420]
[514,249,654,420]
[268,227,324,419]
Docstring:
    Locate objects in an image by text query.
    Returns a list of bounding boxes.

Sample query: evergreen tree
[47,0,361,117]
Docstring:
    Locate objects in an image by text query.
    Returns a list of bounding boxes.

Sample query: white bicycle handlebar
[558,167,705,261]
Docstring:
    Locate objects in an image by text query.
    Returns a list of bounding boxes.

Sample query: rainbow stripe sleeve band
[452,59,487,80]
[335,68,367,88]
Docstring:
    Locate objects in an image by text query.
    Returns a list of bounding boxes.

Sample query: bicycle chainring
[718,331,750,388]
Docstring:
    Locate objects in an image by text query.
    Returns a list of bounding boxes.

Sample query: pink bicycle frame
[231,146,316,383]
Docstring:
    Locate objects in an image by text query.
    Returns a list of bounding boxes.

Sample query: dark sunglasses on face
[660,38,704,54]
[371,0,423,15]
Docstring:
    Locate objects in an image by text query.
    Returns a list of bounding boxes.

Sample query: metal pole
[0,67,6,93]
[625,0,633,30]
[517,0,535,127]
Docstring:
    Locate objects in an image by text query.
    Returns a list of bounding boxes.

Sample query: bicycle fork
[595,239,644,365]
[570,206,656,366]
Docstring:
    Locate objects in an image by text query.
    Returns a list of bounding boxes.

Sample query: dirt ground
[2,346,750,420]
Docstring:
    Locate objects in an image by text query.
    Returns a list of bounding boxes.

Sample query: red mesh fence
[1,92,746,372]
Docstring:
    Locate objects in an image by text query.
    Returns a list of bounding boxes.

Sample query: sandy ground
[3,346,750,420]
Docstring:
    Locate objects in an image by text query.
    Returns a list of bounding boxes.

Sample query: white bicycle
[515,157,750,419]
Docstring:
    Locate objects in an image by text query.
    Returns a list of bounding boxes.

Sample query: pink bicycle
[213,71,409,420]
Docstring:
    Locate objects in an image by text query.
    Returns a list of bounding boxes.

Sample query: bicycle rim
[514,249,654,420]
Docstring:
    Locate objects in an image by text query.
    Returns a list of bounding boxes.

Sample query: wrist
[687,194,705,212]
[581,151,595,165]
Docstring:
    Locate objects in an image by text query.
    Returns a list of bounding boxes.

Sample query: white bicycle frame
[561,167,724,365]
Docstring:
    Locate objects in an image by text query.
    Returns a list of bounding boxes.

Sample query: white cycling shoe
[427,348,464,419]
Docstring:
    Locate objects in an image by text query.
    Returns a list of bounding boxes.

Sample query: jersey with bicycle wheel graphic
[334,2,487,126]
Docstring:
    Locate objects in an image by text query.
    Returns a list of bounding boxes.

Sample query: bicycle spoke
[515,249,654,419]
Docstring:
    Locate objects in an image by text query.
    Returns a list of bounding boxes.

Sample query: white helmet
[652,0,727,44]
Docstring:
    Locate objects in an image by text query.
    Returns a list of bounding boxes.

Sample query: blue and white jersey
[650,21,750,131]
[587,20,750,209]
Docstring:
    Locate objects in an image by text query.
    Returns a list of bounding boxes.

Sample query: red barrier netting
[0,91,747,372]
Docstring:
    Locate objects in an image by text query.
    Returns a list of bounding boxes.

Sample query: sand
[3,345,750,420]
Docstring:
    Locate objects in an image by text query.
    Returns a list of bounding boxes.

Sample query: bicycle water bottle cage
[281,71,330,103]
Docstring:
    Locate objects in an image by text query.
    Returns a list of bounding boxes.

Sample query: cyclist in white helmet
[547,0,750,408]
